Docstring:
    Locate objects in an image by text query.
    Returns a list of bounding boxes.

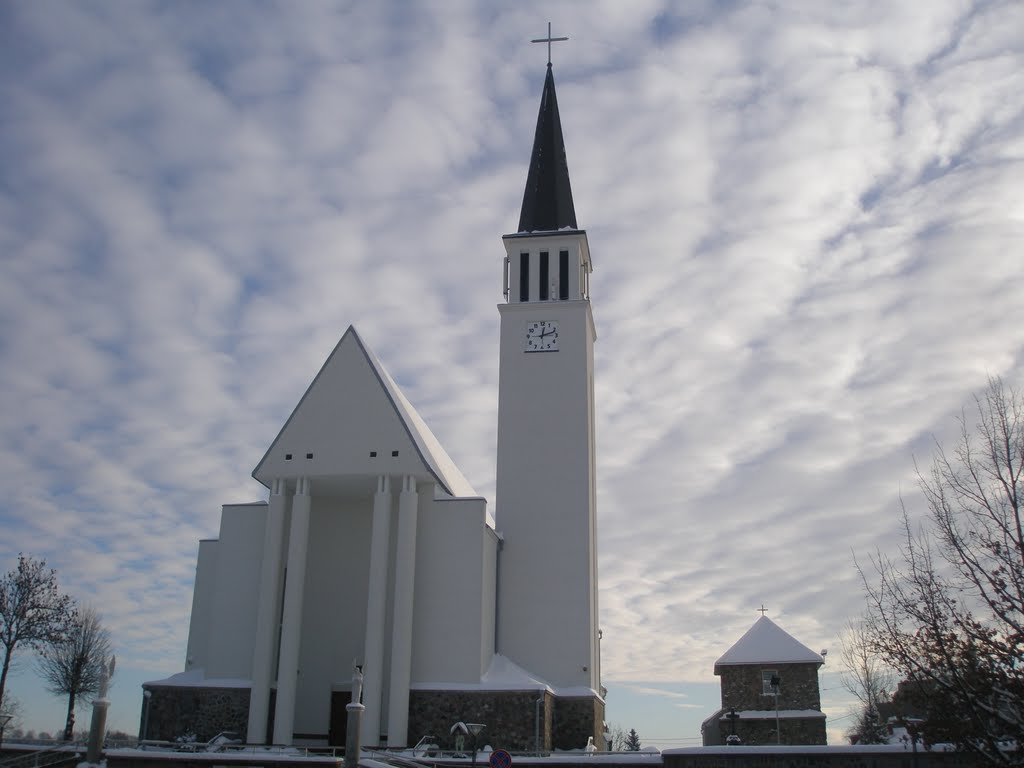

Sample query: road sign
[490,748,512,768]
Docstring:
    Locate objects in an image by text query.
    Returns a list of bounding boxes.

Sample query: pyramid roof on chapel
[714,616,824,672]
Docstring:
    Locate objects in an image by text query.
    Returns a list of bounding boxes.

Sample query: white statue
[352,660,363,705]
[98,655,116,700]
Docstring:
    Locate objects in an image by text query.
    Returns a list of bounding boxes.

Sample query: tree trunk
[63,691,76,741]
[0,646,12,713]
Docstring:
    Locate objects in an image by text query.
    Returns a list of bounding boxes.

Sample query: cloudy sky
[2,0,1023,749]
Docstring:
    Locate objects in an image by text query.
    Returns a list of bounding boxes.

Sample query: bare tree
[0,690,22,744]
[838,618,894,744]
[37,606,112,741]
[859,378,1024,765]
[0,555,76,715]
[607,724,627,751]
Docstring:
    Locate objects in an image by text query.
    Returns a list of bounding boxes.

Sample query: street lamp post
[770,675,781,745]
[467,723,485,768]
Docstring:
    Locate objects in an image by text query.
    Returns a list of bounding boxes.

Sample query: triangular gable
[359,340,476,498]
[252,326,476,498]
[714,616,823,671]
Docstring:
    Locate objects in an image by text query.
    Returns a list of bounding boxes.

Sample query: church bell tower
[495,60,600,710]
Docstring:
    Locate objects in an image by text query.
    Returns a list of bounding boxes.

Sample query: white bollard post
[345,663,364,764]
[86,656,115,763]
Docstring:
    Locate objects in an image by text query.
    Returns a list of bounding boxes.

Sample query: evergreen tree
[848,705,888,745]
[624,728,641,751]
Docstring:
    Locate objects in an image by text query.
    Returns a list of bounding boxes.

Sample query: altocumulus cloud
[0,0,1022,744]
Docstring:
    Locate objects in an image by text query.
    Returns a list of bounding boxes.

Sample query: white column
[247,478,288,744]
[272,476,312,745]
[387,475,418,747]
[361,475,392,746]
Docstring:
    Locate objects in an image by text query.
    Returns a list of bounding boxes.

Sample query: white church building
[142,61,604,752]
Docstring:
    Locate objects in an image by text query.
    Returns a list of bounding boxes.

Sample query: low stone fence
[663,744,976,768]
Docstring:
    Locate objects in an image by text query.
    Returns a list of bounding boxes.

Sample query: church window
[306,453,313,459]
[762,670,780,695]
[519,253,529,302]
[539,251,549,300]
[370,451,377,457]
[559,250,569,300]
[285,454,293,461]
[391,450,399,457]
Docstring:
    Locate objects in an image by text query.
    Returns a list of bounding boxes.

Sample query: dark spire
[517,65,578,233]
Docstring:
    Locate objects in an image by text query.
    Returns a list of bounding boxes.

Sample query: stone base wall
[704,709,826,747]
[141,685,250,743]
[552,694,605,751]
[141,685,603,750]
[731,717,827,747]
[408,690,552,752]
[407,689,604,752]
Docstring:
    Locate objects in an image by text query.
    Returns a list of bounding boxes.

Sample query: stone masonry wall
[552,695,605,751]
[141,685,250,743]
[408,690,604,752]
[142,685,603,750]
[719,663,821,711]
[732,717,827,746]
[707,709,827,747]
[408,690,553,752]
[712,663,825,746]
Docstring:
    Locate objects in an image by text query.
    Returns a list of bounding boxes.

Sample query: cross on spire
[531,22,568,66]
[758,605,768,616]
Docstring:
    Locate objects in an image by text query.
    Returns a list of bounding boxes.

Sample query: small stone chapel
[701,615,827,746]
[141,55,604,753]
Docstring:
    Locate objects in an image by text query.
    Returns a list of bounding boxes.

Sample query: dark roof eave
[502,228,586,240]
[714,660,825,673]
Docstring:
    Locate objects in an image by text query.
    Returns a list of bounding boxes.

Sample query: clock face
[525,320,559,352]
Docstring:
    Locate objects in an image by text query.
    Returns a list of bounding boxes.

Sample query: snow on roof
[110,746,347,763]
[358,329,478,499]
[714,616,823,670]
[412,654,551,693]
[719,709,826,720]
[482,653,549,687]
[143,668,251,688]
[411,654,601,699]
[665,744,941,755]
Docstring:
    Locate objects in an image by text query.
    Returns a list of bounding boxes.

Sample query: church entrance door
[328,691,349,748]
